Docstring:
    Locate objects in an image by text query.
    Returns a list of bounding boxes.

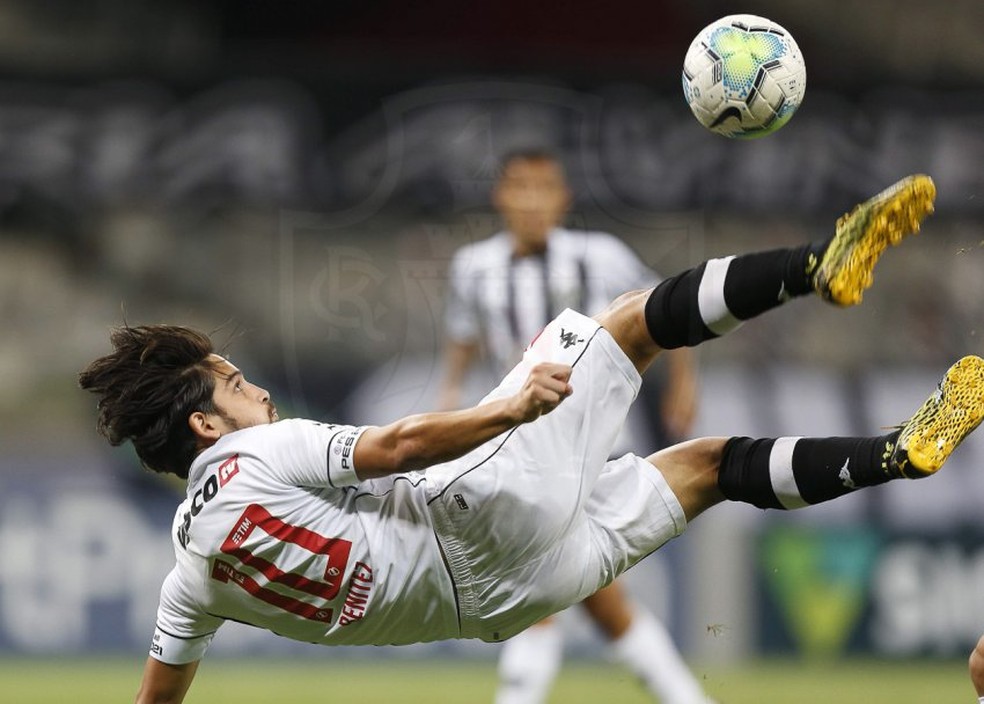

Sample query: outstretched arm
[355,362,573,479]
[135,658,199,704]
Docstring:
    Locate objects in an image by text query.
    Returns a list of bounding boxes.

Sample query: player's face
[206,355,279,433]
[493,158,572,255]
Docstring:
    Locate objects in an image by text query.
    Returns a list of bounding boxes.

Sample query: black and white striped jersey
[445,227,658,376]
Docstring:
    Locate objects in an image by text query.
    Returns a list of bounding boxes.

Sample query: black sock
[644,242,826,349]
[718,432,900,510]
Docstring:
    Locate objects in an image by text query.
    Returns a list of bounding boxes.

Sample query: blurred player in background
[438,148,708,704]
[80,173,984,704]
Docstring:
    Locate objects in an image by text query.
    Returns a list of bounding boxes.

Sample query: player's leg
[580,582,711,704]
[596,175,936,374]
[653,355,984,522]
[580,581,631,639]
[495,617,564,704]
[515,345,979,661]
[538,356,980,667]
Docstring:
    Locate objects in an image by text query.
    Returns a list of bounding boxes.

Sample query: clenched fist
[510,363,574,423]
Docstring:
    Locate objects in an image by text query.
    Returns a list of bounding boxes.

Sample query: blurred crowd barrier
[0,78,982,216]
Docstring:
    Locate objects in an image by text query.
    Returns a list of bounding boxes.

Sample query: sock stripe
[698,256,742,335]
[768,436,808,509]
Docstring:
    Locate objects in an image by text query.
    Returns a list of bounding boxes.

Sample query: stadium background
[1,0,983,700]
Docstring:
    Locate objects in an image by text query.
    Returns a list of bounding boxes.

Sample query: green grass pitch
[0,657,972,703]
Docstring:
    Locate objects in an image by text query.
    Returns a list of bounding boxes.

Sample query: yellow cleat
[887,355,984,478]
[812,174,936,306]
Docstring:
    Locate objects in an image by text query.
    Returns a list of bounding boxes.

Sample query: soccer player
[80,174,984,704]
[439,148,706,704]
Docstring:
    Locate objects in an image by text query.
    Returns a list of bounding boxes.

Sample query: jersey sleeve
[444,248,481,343]
[150,568,223,665]
[264,418,371,489]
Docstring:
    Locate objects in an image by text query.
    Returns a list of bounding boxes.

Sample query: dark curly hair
[79,325,221,479]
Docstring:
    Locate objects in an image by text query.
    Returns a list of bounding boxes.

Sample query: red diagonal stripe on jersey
[211,559,333,623]
[244,503,336,553]
[222,546,343,599]
[220,503,352,601]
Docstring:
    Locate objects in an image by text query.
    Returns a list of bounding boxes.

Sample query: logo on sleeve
[339,429,359,470]
[559,328,584,349]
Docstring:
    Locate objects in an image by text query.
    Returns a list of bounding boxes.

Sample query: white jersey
[151,312,687,664]
[445,228,658,376]
[151,419,458,665]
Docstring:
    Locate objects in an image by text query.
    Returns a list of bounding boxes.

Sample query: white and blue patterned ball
[682,14,806,139]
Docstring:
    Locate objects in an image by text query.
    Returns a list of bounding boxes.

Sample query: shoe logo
[839,458,856,490]
[881,439,904,477]
[559,328,584,349]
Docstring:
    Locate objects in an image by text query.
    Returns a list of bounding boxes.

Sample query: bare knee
[970,635,984,695]
[647,437,727,522]
[593,289,660,374]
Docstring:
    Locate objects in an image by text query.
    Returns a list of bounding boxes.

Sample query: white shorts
[426,309,687,641]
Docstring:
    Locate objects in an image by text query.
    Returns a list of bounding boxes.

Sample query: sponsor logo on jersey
[177,454,241,549]
[218,455,240,487]
[558,327,584,349]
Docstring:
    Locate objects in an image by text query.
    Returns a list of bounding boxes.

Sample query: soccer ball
[682,14,806,139]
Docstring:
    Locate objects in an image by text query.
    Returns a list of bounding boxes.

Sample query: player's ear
[188,411,221,443]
